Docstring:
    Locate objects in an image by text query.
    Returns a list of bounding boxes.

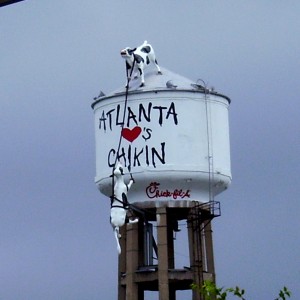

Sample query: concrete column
[204,221,215,282]
[188,208,202,300]
[156,207,170,300]
[167,215,175,270]
[125,222,139,300]
[118,226,127,300]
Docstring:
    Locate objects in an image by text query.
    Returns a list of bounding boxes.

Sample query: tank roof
[116,67,194,92]
[91,66,230,108]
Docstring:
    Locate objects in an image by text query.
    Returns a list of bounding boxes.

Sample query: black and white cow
[110,161,138,254]
[120,40,162,87]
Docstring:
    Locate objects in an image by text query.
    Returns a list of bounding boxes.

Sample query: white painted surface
[93,69,231,202]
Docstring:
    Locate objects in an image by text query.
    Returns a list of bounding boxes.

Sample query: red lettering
[145,182,160,199]
[145,182,190,200]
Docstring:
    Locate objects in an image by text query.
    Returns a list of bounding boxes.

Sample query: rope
[110,59,137,203]
[109,58,152,226]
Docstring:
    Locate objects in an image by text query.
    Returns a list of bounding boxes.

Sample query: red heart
[121,126,142,142]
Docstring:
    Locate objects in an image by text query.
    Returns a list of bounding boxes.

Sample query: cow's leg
[126,61,132,78]
[155,59,162,75]
[125,62,131,87]
[139,68,145,87]
[129,218,139,224]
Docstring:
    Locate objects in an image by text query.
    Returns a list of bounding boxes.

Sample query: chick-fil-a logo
[146,182,191,200]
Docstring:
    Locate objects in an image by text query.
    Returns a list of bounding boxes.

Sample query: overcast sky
[1,1,300,299]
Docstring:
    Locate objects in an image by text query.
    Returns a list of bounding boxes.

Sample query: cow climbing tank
[92,67,231,203]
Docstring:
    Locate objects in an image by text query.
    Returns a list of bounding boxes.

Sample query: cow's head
[120,47,136,58]
[113,161,124,177]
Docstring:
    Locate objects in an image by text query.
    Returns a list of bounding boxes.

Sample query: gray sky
[1,1,299,299]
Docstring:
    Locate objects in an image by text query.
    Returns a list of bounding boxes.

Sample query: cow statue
[120,40,162,87]
[110,161,138,254]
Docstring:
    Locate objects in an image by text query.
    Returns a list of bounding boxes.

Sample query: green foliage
[191,280,245,300]
[191,280,291,300]
[275,286,292,300]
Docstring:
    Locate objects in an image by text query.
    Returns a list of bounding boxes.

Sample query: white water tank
[92,67,231,203]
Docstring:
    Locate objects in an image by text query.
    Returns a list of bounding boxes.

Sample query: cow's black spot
[128,48,136,55]
[134,54,144,64]
[122,193,129,206]
[141,46,151,53]
[126,61,131,70]
[146,56,150,64]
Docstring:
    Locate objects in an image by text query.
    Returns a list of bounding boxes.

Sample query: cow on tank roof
[120,41,162,87]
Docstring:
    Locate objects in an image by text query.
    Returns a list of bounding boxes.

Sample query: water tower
[92,64,231,299]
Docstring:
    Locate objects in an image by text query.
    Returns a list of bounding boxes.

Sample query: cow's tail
[114,227,121,254]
